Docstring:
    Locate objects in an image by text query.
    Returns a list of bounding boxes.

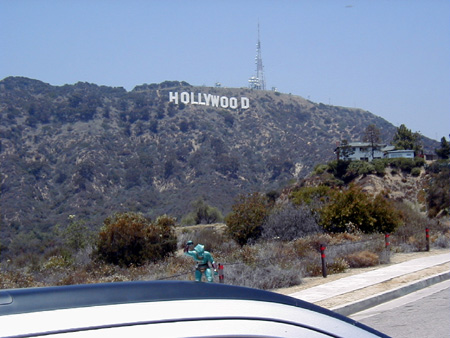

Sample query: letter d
[241,97,250,109]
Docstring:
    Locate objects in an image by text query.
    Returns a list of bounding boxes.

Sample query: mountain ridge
[0,76,439,248]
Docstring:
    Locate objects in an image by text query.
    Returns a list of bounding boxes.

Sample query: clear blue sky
[1,0,449,141]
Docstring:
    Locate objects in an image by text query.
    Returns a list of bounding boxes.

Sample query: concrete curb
[332,270,450,316]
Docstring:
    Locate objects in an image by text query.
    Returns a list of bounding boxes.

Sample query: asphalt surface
[288,252,450,316]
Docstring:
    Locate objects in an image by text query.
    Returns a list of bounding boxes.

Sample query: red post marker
[385,233,390,248]
[320,244,327,278]
[426,228,430,252]
[218,264,224,283]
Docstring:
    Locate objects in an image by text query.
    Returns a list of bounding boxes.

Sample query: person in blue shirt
[184,241,217,282]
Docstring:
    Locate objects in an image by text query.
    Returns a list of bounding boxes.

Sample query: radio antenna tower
[248,23,266,90]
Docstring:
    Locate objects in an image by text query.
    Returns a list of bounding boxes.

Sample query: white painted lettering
[210,95,220,107]
[169,92,250,110]
[169,92,178,104]
[180,92,189,104]
[204,94,212,105]
[230,97,238,109]
[241,97,250,109]
[220,96,229,108]
[198,93,206,105]
[190,92,198,104]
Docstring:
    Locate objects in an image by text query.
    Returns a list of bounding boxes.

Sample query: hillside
[0,77,439,252]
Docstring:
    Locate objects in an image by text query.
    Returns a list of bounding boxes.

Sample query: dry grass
[343,250,379,268]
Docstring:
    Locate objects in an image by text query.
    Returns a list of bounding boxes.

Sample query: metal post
[320,244,327,278]
[218,264,224,283]
[426,228,430,252]
[385,233,391,263]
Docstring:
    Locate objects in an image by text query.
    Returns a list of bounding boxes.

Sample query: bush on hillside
[181,198,223,225]
[177,226,234,255]
[411,167,421,177]
[392,201,439,251]
[262,203,322,241]
[388,158,416,173]
[94,212,177,266]
[290,185,330,208]
[372,159,387,176]
[320,185,402,234]
[318,158,425,184]
[320,185,374,233]
[344,161,375,179]
[225,193,270,246]
[425,160,449,218]
[366,193,402,234]
[326,160,351,183]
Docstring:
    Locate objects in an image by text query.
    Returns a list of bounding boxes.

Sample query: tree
[337,139,354,161]
[59,215,92,252]
[435,136,450,159]
[184,197,223,225]
[363,124,381,159]
[225,193,270,246]
[392,124,422,154]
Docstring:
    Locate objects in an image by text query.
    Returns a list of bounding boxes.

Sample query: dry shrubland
[2,212,448,290]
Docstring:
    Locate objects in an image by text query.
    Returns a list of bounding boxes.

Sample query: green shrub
[328,257,350,274]
[366,193,402,234]
[411,167,421,177]
[57,217,93,252]
[182,198,223,225]
[326,160,351,182]
[345,161,375,178]
[94,212,177,266]
[372,159,387,176]
[389,158,415,173]
[313,164,328,175]
[290,185,330,207]
[320,186,402,234]
[225,193,270,246]
[414,156,425,167]
[41,255,73,271]
[320,185,375,233]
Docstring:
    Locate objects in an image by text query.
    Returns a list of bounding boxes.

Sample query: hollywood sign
[169,92,250,110]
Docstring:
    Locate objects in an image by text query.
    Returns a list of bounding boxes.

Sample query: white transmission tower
[249,23,266,90]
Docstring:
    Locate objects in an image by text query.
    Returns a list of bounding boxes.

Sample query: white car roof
[0,281,388,337]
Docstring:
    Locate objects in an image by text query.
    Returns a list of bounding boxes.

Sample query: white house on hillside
[335,142,414,161]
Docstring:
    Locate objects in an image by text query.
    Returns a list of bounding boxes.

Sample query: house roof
[382,145,396,152]
[386,149,414,153]
[337,142,388,149]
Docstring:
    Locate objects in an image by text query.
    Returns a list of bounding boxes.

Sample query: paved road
[350,280,450,338]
